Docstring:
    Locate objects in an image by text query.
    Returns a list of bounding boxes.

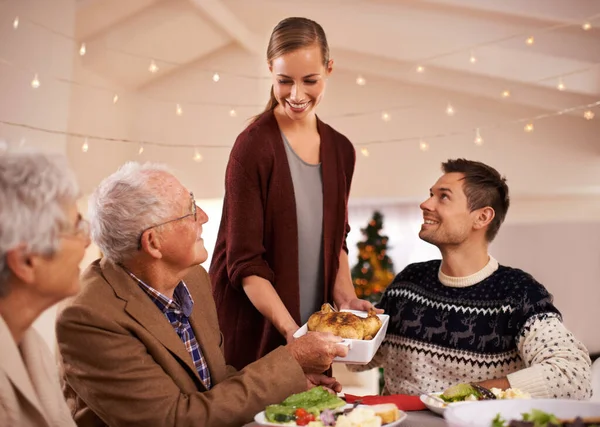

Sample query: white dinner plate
[254,404,408,426]
[419,392,448,415]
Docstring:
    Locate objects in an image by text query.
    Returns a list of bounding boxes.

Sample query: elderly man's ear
[139,230,164,259]
[5,246,36,285]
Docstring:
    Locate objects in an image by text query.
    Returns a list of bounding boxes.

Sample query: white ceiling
[74,0,600,113]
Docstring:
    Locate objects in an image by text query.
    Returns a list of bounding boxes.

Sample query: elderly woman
[0,151,88,427]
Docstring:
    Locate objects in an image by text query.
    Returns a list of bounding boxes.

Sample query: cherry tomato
[295,416,309,426]
[295,408,307,418]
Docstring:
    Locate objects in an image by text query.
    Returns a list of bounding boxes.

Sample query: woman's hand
[333,251,384,314]
[285,327,299,344]
[338,298,384,314]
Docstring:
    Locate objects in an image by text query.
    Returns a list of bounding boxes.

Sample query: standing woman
[210,17,376,370]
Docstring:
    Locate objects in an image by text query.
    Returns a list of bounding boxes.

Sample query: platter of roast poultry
[294,303,390,364]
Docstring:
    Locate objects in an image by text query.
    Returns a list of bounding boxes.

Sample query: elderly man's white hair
[0,150,79,295]
[88,162,175,264]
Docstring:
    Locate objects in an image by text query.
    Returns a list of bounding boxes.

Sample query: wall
[65,59,137,196]
[492,221,600,353]
[0,0,75,153]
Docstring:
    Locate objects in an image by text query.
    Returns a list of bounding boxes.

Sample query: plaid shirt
[125,270,212,389]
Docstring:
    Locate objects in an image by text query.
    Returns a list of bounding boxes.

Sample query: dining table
[244,409,447,426]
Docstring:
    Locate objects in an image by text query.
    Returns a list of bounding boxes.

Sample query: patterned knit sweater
[349,258,592,399]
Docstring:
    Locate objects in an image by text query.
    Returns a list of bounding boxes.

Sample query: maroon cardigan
[209,110,356,370]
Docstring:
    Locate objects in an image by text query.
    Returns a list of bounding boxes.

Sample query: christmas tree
[351,211,395,304]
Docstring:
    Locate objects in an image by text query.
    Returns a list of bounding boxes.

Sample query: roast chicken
[307,304,382,340]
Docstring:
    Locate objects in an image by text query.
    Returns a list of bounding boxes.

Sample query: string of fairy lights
[1,9,599,160]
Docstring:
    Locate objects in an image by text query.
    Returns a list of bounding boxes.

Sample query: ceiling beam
[412,0,600,26]
[332,48,598,116]
[76,0,162,40]
[188,0,262,55]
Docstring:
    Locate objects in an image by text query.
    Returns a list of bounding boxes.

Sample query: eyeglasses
[137,192,197,250]
[60,216,91,240]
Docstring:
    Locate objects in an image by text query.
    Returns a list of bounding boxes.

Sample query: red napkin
[344,393,426,411]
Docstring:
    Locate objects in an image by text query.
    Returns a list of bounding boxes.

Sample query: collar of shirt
[122,267,194,317]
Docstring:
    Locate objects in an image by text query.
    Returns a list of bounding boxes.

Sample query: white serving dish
[254,404,407,426]
[293,310,389,364]
[444,398,600,427]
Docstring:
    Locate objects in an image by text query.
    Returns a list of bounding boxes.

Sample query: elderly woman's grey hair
[0,151,79,296]
[88,162,174,264]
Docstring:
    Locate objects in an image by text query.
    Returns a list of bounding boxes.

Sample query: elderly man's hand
[287,332,348,374]
[305,373,342,393]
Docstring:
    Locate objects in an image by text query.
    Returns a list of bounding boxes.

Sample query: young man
[351,159,591,399]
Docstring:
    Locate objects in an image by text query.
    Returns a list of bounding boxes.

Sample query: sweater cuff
[230,262,275,290]
[506,365,550,398]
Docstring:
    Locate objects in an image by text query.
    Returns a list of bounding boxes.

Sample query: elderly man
[56,162,347,427]
[1,151,88,427]
[350,159,592,399]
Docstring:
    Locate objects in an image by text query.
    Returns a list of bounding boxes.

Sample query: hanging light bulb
[416,65,425,73]
[501,90,511,98]
[557,78,565,91]
[81,138,89,153]
[524,123,534,132]
[474,128,483,146]
[381,112,391,122]
[113,94,119,104]
[79,43,86,56]
[469,51,477,64]
[193,149,203,162]
[446,103,455,116]
[360,147,370,157]
[229,109,237,117]
[138,144,144,155]
[356,75,366,86]
[148,60,158,73]
[526,36,535,45]
[31,73,40,89]
[13,16,19,29]
[419,140,429,151]
[582,22,592,31]
[176,104,183,116]
[583,110,595,120]
[212,72,220,82]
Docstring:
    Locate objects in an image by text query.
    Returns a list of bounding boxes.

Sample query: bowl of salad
[444,399,600,427]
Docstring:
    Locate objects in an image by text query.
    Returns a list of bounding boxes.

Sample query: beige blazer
[56,259,307,427]
[0,315,75,427]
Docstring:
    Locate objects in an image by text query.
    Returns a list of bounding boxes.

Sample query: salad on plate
[421,383,530,415]
[440,383,531,403]
[255,387,405,426]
